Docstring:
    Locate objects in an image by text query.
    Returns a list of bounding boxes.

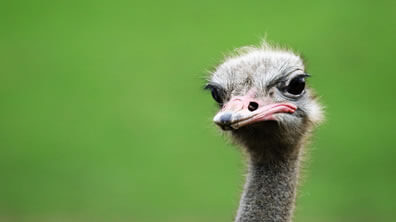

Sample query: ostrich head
[206,44,323,161]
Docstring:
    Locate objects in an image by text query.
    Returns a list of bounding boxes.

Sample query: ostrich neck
[235,146,301,222]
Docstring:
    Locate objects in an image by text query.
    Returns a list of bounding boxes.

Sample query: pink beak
[213,90,297,130]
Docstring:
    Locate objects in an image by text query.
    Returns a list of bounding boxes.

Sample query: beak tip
[213,112,234,130]
[219,113,232,124]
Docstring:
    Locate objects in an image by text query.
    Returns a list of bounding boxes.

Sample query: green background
[1,0,395,221]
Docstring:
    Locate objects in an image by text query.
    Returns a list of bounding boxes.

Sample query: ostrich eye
[205,84,225,105]
[286,76,306,95]
[210,88,223,104]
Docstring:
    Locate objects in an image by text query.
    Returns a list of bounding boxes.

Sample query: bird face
[206,47,322,147]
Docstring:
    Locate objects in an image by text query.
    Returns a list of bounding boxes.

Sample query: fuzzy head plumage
[205,43,323,161]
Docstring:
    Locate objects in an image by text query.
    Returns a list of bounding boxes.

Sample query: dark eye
[286,76,306,95]
[205,84,224,105]
[210,88,223,104]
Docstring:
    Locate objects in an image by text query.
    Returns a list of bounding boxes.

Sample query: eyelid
[204,84,212,90]
[284,73,310,86]
[266,71,308,90]
[204,82,223,91]
[290,73,310,79]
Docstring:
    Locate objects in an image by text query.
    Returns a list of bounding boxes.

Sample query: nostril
[248,102,259,112]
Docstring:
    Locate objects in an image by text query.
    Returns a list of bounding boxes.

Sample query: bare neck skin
[235,142,302,222]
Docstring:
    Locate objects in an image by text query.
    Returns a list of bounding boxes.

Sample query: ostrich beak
[213,92,297,130]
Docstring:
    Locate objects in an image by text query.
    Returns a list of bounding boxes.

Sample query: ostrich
[205,42,323,222]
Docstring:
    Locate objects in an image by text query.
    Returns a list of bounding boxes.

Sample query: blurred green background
[1,0,396,221]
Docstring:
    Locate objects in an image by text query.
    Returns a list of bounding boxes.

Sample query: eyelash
[277,74,309,89]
